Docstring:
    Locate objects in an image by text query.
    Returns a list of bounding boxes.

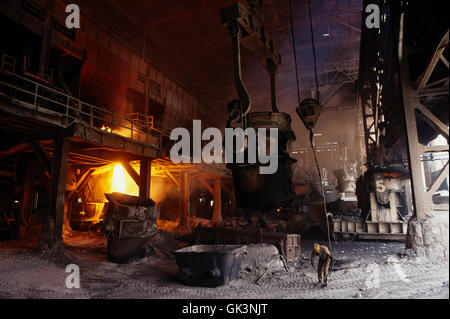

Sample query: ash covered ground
[0,232,448,299]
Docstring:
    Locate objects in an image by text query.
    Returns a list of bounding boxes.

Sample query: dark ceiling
[76,0,363,113]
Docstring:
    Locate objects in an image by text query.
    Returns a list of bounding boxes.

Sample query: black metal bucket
[173,245,247,287]
[107,236,150,263]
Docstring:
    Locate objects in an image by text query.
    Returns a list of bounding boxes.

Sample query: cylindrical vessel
[228,112,296,213]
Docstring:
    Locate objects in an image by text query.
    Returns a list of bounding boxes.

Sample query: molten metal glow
[110,164,139,196]
[101,125,112,133]
[111,164,126,193]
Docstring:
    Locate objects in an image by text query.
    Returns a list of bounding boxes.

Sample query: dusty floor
[0,232,448,299]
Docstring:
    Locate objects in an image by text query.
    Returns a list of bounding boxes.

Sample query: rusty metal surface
[227,110,296,211]
[332,218,408,241]
[102,193,159,241]
[173,244,246,287]
[222,2,283,123]
[221,2,281,68]
[194,225,301,260]
[295,98,323,131]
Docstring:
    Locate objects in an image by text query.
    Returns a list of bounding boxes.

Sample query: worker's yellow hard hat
[313,243,321,253]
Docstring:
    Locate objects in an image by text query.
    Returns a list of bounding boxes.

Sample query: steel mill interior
[0,0,448,300]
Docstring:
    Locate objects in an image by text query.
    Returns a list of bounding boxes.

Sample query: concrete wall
[407,211,449,260]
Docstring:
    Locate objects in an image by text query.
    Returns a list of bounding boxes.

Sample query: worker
[311,243,333,286]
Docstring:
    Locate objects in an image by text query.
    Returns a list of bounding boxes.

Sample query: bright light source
[322,33,330,37]
[111,164,126,193]
[210,200,214,207]
[101,125,112,133]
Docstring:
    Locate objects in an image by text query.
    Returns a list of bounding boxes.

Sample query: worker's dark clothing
[311,245,333,284]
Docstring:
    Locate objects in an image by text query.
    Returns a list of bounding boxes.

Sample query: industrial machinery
[221,2,296,213]
[173,245,247,287]
[332,167,412,240]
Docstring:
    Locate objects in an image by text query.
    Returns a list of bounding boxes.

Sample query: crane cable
[289,0,333,255]
[288,0,302,107]
[308,0,320,101]
[307,0,333,255]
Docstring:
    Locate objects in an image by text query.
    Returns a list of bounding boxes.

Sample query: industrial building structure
[0,0,448,299]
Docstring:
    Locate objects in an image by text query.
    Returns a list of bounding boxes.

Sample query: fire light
[109,163,139,196]
[101,125,112,133]
[111,164,126,193]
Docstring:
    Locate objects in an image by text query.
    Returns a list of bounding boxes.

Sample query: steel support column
[20,159,35,231]
[38,0,55,76]
[49,138,70,243]
[398,31,449,220]
[179,171,190,228]
[212,178,222,222]
[139,159,152,198]
[399,60,432,220]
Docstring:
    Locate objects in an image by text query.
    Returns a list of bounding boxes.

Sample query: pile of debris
[328,200,363,222]
[146,230,188,258]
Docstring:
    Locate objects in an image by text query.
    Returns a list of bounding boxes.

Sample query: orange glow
[110,164,139,196]
[101,125,112,133]
[111,164,126,193]
[113,126,130,138]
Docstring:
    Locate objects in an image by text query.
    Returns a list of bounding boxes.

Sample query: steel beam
[20,159,35,228]
[427,162,449,196]
[399,58,432,219]
[38,0,55,76]
[30,141,51,177]
[121,161,140,187]
[49,138,70,242]
[179,171,190,228]
[417,31,449,91]
[165,171,180,190]
[139,159,152,199]
[415,104,449,140]
[212,178,222,223]
[199,178,214,195]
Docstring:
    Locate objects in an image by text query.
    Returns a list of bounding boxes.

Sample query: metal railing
[0,68,163,149]
[129,112,154,128]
